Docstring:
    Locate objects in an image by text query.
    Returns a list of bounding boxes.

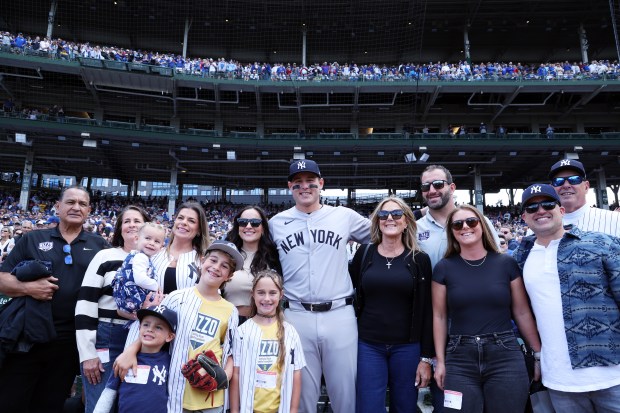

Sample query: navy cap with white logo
[137,305,177,332]
[522,183,561,206]
[548,159,586,179]
[288,160,321,181]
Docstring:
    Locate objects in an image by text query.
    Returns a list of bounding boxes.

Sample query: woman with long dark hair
[225,205,281,323]
[152,201,210,294]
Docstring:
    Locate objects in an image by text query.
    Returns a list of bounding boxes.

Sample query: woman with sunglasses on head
[225,205,281,324]
[432,204,541,413]
[350,196,434,413]
[153,201,211,295]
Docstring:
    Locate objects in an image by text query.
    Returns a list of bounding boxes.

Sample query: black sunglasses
[63,244,73,265]
[523,201,558,214]
[237,218,262,228]
[551,175,583,187]
[377,209,405,220]
[451,217,480,230]
[421,180,449,192]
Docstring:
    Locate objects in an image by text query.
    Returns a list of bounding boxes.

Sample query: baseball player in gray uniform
[269,160,371,413]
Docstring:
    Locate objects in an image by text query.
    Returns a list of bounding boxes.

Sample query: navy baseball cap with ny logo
[288,160,322,181]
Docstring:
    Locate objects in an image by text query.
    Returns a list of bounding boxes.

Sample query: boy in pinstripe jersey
[114,240,244,413]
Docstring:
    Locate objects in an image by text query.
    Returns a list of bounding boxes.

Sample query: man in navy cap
[514,183,620,413]
[548,159,619,237]
[269,159,371,413]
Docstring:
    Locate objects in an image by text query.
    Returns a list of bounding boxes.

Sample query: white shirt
[523,240,620,392]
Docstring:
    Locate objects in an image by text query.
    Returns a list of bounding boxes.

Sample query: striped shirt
[233,319,305,413]
[76,247,129,362]
[564,204,620,237]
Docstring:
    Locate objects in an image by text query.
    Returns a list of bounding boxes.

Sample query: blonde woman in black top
[350,196,433,413]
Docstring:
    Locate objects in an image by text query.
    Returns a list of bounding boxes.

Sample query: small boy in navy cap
[94,305,177,413]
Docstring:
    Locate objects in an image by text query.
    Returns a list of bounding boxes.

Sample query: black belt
[284,296,354,312]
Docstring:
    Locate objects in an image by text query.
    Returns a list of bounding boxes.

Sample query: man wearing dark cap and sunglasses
[548,159,619,237]
[269,159,371,413]
[0,186,108,413]
[514,183,620,412]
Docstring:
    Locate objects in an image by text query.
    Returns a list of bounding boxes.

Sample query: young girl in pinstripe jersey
[230,270,305,413]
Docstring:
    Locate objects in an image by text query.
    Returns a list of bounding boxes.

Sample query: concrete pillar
[256,122,264,139]
[596,168,609,209]
[302,28,307,67]
[94,108,104,123]
[579,23,589,64]
[575,120,585,133]
[46,0,58,39]
[170,117,181,132]
[183,17,191,59]
[168,169,178,217]
[19,151,34,210]
[215,119,224,137]
[463,28,471,64]
[473,165,484,212]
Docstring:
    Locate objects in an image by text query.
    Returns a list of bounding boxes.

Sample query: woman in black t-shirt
[432,204,541,412]
[350,196,433,413]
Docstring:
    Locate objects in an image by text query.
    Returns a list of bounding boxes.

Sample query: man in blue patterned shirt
[515,183,620,413]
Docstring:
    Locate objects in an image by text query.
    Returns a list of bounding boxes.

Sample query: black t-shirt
[358,249,414,344]
[433,252,520,335]
[0,227,108,339]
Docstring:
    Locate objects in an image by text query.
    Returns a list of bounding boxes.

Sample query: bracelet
[420,357,433,365]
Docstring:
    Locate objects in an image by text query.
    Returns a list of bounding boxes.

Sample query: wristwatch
[420,357,433,365]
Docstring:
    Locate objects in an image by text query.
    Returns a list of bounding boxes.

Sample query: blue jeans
[443,330,528,413]
[81,321,129,413]
[548,384,620,413]
[356,339,420,413]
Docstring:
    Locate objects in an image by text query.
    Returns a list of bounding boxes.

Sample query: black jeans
[0,337,79,413]
[443,330,529,413]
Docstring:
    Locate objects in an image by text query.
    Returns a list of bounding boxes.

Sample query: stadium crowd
[0,186,555,259]
[2,30,619,82]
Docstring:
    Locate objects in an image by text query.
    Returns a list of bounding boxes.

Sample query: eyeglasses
[63,244,73,265]
[523,201,558,214]
[420,180,449,192]
[377,209,405,220]
[451,217,481,230]
[551,175,583,187]
[500,241,507,245]
[237,218,262,228]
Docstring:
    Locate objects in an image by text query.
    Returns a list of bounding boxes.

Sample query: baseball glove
[181,349,229,392]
